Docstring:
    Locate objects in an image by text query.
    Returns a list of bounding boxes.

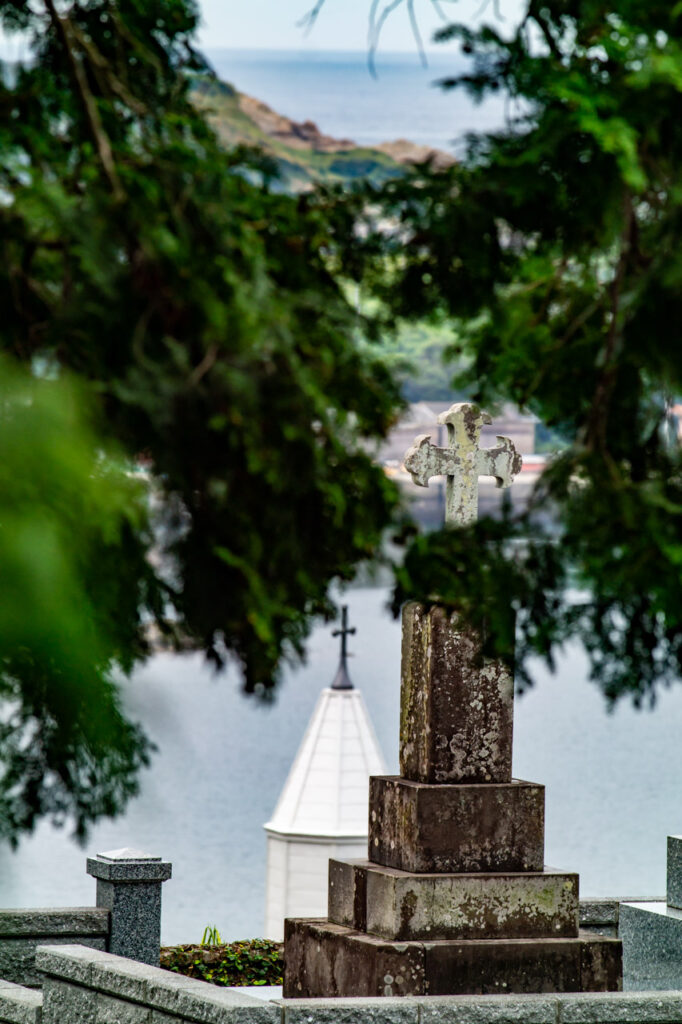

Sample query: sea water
[0,583,681,944]
[204,48,509,155]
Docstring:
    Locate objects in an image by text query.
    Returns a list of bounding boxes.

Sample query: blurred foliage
[0,1,404,687]
[354,0,682,705]
[0,359,153,841]
[380,321,468,402]
[0,0,406,836]
[161,938,283,987]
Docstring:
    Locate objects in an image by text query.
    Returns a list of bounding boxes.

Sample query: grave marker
[284,403,622,998]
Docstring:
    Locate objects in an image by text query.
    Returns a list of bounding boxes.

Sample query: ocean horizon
[0,41,508,154]
[204,47,508,154]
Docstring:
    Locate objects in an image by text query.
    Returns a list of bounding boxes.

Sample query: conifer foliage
[0,0,403,838]
[369,0,682,705]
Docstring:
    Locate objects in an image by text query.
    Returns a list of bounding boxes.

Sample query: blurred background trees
[359,0,682,705]
[5,0,682,837]
[0,0,404,838]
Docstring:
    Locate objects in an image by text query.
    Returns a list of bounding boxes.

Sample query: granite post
[620,835,682,989]
[86,847,172,966]
[284,403,622,998]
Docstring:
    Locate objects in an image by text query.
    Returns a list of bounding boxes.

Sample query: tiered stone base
[328,859,580,941]
[283,603,623,998]
[369,776,545,873]
[284,919,622,997]
[284,772,623,997]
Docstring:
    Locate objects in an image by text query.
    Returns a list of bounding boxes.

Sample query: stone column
[86,847,172,966]
[400,602,514,784]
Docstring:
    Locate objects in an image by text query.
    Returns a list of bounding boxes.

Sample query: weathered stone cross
[404,402,523,526]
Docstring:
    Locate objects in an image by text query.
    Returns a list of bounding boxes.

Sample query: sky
[196,0,525,52]
[0,1,526,58]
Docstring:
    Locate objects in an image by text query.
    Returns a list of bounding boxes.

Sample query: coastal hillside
[191,77,453,191]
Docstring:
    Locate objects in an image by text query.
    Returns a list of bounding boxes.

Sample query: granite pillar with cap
[86,847,172,965]
[284,403,622,998]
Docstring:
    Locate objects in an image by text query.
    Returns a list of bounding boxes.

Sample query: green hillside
[191,78,406,191]
[191,78,461,402]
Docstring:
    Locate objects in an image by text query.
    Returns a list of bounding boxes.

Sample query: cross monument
[283,403,622,998]
[404,402,522,526]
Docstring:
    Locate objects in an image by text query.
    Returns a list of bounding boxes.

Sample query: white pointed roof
[264,687,386,838]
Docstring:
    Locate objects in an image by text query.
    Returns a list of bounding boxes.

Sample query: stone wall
[0,847,174,994]
[2,943,679,1024]
[36,945,278,1023]
[0,980,41,1024]
[0,909,108,987]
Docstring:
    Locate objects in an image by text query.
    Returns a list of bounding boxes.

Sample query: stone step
[620,900,682,990]
[328,859,579,941]
[400,603,514,785]
[283,918,622,998]
[369,776,545,874]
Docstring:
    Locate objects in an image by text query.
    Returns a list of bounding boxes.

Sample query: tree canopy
[354,0,682,705]
[5,0,682,838]
[0,0,404,839]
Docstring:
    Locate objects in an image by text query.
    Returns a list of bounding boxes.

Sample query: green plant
[339,0,682,706]
[161,939,283,987]
[200,925,223,946]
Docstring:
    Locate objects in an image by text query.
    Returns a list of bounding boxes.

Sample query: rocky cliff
[192,77,453,190]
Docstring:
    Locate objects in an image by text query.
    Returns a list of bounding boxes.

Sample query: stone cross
[404,402,523,526]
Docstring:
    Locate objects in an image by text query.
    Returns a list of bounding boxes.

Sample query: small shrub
[160,938,283,987]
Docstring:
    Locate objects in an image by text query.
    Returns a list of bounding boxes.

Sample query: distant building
[381,401,539,529]
[263,609,385,942]
[379,401,537,466]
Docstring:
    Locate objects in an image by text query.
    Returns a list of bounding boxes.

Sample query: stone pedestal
[369,776,544,874]
[86,847,172,966]
[284,602,622,997]
[329,859,579,941]
[285,919,621,998]
[400,604,513,784]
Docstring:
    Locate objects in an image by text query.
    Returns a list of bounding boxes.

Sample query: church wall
[264,834,367,942]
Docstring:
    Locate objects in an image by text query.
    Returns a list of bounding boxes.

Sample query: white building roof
[264,687,386,838]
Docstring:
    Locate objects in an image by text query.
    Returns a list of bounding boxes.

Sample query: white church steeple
[263,606,385,941]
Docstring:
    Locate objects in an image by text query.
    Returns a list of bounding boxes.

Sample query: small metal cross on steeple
[331,605,356,691]
[404,402,523,526]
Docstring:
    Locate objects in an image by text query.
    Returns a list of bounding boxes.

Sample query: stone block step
[328,859,579,941]
[283,919,622,998]
[369,776,545,874]
[400,602,514,785]
[620,900,682,990]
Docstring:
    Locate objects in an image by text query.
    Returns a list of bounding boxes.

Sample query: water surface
[205,48,509,154]
[0,585,679,944]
